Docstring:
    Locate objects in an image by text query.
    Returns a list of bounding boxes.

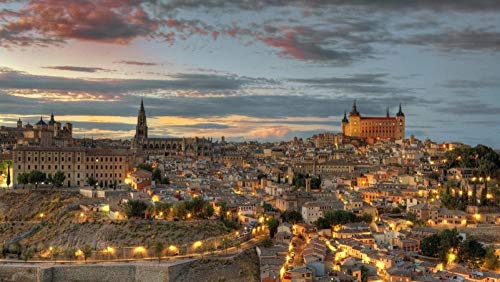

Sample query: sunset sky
[1,1,499,147]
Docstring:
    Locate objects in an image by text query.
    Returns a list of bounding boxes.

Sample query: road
[0,234,266,265]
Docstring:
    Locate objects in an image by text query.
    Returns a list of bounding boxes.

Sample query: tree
[280,210,303,224]
[439,228,461,263]
[458,237,486,268]
[484,246,499,271]
[151,241,164,263]
[21,247,34,262]
[421,234,440,257]
[123,199,149,218]
[65,248,77,262]
[220,237,231,255]
[260,237,273,248]
[6,164,10,187]
[50,246,61,262]
[28,170,46,189]
[137,163,153,172]
[86,176,97,187]
[266,218,279,238]
[81,245,92,262]
[52,171,66,188]
[17,172,29,189]
[154,202,171,218]
[152,168,162,182]
[360,265,369,282]
[161,177,170,185]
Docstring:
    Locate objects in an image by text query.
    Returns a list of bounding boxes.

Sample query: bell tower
[135,98,148,141]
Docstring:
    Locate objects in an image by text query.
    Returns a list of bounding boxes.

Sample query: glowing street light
[193,241,202,249]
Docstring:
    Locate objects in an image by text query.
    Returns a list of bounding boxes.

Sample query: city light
[193,241,203,249]
[133,246,147,255]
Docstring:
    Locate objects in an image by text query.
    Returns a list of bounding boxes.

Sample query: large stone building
[133,99,213,158]
[12,146,134,188]
[0,114,74,149]
[341,101,405,140]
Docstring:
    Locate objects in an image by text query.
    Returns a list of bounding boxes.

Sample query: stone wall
[0,260,189,282]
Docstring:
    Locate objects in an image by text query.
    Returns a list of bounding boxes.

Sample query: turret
[349,100,360,117]
[396,103,405,117]
[17,118,22,128]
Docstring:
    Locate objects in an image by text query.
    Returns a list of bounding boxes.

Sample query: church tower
[135,98,148,141]
[396,103,405,139]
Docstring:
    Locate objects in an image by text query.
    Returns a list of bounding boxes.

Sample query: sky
[0,0,499,147]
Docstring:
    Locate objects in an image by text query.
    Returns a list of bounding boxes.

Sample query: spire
[140,98,144,111]
[342,111,349,123]
[49,112,56,125]
[397,103,405,117]
[386,107,390,118]
[350,99,360,116]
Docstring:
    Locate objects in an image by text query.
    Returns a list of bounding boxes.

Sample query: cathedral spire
[342,111,349,123]
[386,107,390,118]
[140,98,144,111]
[135,99,148,140]
[350,99,360,116]
[397,103,405,117]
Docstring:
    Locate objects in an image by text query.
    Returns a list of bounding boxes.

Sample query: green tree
[17,172,29,188]
[484,246,499,271]
[280,210,303,224]
[421,234,440,257]
[81,245,92,262]
[360,265,369,282]
[458,237,486,268]
[161,177,170,185]
[6,164,10,187]
[21,247,35,262]
[52,171,66,188]
[86,176,97,187]
[220,237,232,255]
[151,241,164,263]
[123,199,149,218]
[137,163,153,172]
[438,228,461,263]
[50,246,61,262]
[266,218,279,238]
[65,248,77,262]
[28,170,46,189]
[154,202,171,218]
[260,237,273,248]
[152,168,162,182]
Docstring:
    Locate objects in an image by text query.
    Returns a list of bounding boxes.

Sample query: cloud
[42,66,113,73]
[0,67,274,101]
[437,101,500,115]
[113,61,158,66]
[442,77,500,89]
[400,29,500,52]
[248,127,291,139]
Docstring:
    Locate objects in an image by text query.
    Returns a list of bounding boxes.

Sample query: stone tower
[135,98,148,141]
[396,103,405,140]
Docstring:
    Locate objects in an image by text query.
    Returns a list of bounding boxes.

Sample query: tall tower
[396,103,405,139]
[348,100,361,137]
[341,111,349,135]
[135,98,148,141]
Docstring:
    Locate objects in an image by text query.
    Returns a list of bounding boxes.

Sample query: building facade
[0,113,74,149]
[13,146,134,188]
[133,99,214,158]
[342,101,405,140]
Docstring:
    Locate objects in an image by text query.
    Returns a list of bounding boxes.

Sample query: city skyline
[1,1,500,147]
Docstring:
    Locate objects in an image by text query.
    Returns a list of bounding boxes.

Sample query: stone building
[12,146,134,188]
[132,99,213,158]
[342,100,405,140]
[0,113,74,149]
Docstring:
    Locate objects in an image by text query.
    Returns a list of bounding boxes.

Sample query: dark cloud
[442,77,500,89]
[113,61,159,66]
[0,68,273,98]
[399,29,500,52]
[437,101,500,115]
[41,66,113,73]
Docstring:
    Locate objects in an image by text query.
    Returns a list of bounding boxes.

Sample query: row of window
[18,156,124,163]
[19,164,122,171]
